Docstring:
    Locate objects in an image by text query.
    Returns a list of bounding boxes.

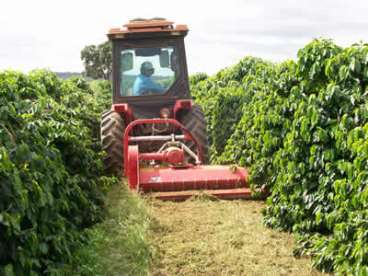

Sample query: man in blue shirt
[133,61,165,96]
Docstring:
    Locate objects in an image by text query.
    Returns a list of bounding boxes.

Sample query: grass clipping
[148,197,325,276]
[75,183,152,275]
[73,185,325,275]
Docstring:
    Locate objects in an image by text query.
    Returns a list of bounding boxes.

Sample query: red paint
[127,145,139,190]
[123,118,203,176]
[112,100,191,124]
[159,107,171,118]
[139,148,184,164]
[112,103,134,124]
[108,19,188,38]
[163,148,184,164]
[139,165,248,192]
[122,118,250,201]
[173,99,192,118]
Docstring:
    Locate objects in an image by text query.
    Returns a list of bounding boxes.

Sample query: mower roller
[101,18,251,200]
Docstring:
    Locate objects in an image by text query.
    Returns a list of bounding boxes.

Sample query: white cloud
[1,0,368,74]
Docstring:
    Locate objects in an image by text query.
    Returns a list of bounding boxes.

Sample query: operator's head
[140,61,154,76]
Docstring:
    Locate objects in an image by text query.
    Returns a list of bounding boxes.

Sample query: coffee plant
[0,70,113,274]
[192,39,368,273]
[192,57,274,160]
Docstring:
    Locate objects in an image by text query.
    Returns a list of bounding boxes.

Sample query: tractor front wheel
[100,110,125,175]
[181,104,209,163]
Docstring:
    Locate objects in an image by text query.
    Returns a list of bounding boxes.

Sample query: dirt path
[148,197,324,276]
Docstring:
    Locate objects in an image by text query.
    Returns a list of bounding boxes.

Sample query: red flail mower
[101,18,251,200]
[123,117,250,200]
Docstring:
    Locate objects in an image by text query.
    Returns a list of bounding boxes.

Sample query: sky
[1,0,368,75]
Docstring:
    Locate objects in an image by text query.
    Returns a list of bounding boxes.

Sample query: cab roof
[107,18,188,40]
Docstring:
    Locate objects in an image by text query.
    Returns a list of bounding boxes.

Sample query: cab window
[120,46,179,96]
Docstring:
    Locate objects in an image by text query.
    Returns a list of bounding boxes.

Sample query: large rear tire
[180,104,209,163]
[100,110,125,175]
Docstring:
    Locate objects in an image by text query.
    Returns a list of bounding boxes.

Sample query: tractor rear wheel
[100,110,125,175]
[181,104,209,163]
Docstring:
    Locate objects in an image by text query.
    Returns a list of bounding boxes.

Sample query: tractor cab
[108,19,191,118]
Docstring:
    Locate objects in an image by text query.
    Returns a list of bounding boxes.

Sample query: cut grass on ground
[148,196,326,276]
[74,184,326,275]
[72,184,152,275]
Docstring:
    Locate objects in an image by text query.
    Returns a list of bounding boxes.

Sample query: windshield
[119,46,179,96]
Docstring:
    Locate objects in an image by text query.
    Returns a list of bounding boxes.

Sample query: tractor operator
[133,61,165,96]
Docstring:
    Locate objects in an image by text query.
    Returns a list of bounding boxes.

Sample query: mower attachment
[123,118,251,200]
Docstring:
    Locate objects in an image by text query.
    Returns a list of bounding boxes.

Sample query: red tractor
[101,18,250,200]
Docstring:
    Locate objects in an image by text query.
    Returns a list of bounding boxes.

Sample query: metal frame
[123,118,204,176]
